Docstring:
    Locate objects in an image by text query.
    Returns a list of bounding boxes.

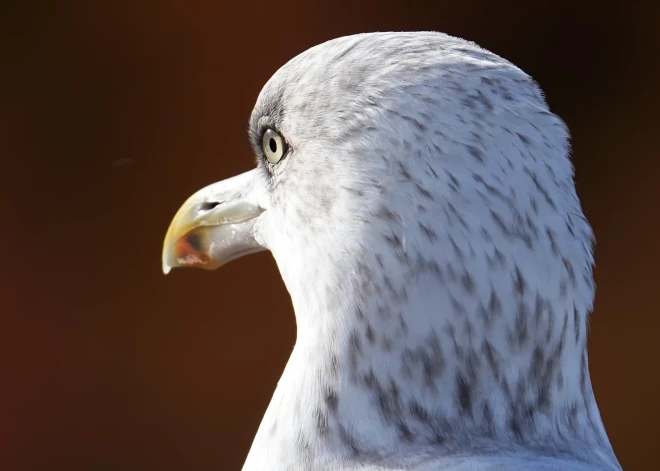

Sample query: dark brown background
[2,1,658,470]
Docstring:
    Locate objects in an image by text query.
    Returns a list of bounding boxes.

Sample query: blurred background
[2,1,658,469]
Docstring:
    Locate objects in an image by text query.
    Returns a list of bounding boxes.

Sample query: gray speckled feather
[235,32,623,470]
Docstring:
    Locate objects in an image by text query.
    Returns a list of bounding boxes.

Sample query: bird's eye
[262,129,286,164]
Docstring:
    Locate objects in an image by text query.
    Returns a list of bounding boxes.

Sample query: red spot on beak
[174,232,210,267]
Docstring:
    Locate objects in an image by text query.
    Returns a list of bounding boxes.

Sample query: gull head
[162,32,620,471]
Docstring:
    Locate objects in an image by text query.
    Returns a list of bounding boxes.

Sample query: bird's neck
[242,255,620,470]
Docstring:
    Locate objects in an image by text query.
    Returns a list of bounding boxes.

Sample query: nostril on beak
[199,201,221,212]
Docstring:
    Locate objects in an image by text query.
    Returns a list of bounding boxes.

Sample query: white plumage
[162,32,622,471]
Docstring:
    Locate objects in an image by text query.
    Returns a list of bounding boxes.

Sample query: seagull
[162,32,623,471]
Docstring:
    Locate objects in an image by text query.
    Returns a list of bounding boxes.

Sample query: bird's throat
[243,269,618,470]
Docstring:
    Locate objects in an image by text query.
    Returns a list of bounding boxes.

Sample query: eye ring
[262,129,286,164]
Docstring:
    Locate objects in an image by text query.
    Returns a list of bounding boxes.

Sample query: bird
[162,32,623,471]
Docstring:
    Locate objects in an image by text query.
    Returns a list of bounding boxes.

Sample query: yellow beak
[162,169,266,274]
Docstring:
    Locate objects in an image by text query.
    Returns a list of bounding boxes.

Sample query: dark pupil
[269,138,277,153]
